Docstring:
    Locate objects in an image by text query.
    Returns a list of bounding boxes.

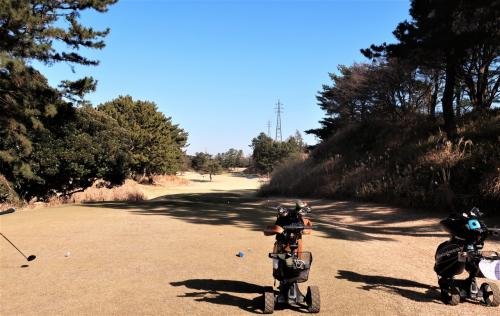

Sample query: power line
[275,100,283,142]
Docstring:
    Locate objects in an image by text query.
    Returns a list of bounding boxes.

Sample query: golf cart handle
[458,250,500,262]
[488,228,500,238]
[479,250,500,261]
[264,223,313,236]
[282,224,313,230]
[264,225,284,236]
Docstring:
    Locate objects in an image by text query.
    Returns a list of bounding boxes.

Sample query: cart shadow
[336,270,442,304]
[170,279,264,314]
[170,279,314,314]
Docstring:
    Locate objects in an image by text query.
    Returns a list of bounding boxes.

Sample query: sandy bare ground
[1,172,499,315]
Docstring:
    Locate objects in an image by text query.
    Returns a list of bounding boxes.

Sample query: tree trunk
[442,53,458,139]
[429,72,439,118]
[477,64,487,110]
[455,85,462,117]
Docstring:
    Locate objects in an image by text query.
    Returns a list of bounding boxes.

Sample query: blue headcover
[467,219,481,230]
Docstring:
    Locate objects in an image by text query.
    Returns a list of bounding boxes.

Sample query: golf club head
[27,255,36,261]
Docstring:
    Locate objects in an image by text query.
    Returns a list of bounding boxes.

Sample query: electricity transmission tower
[275,100,283,142]
[267,120,272,137]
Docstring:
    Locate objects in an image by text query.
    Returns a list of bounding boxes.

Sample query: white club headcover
[479,259,500,281]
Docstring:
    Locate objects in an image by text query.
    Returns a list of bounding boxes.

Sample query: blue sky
[34,0,410,155]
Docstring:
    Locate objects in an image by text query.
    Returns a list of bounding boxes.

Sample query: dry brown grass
[482,169,500,198]
[0,202,17,211]
[152,174,190,186]
[70,180,146,203]
[422,137,473,184]
[0,174,19,207]
[41,180,147,206]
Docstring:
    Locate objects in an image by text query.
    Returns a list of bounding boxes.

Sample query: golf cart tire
[263,288,275,314]
[306,285,320,313]
[481,282,500,307]
[441,286,460,306]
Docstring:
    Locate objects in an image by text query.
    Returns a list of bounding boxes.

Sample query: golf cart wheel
[481,282,500,307]
[441,286,460,306]
[306,285,320,313]
[263,288,275,314]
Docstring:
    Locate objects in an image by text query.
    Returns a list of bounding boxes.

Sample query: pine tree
[98,96,188,181]
[0,0,117,198]
[0,60,60,188]
[362,0,500,139]
[21,104,130,199]
[1,0,117,64]
[191,152,222,181]
[250,132,305,174]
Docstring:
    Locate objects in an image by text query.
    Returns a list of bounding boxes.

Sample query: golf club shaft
[0,232,29,260]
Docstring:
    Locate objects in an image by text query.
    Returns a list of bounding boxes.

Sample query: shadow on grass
[189,179,212,183]
[84,190,448,242]
[229,173,260,179]
[170,279,264,314]
[336,270,441,303]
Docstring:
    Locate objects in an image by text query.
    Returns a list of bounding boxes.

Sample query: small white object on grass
[65,251,71,257]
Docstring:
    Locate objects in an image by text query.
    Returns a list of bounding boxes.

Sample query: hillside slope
[261,112,500,214]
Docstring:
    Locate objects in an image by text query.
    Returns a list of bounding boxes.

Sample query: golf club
[0,232,36,262]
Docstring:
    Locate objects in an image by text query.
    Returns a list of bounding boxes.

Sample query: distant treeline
[186,130,308,179]
[249,131,307,175]
[0,1,187,203]
[262,0,500,213]
[187,149,250,181]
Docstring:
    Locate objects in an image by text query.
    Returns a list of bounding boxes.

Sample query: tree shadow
[336,270,442,304]
[84,191,450,242]
[229,173,260,179]
[170,279,264,313]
